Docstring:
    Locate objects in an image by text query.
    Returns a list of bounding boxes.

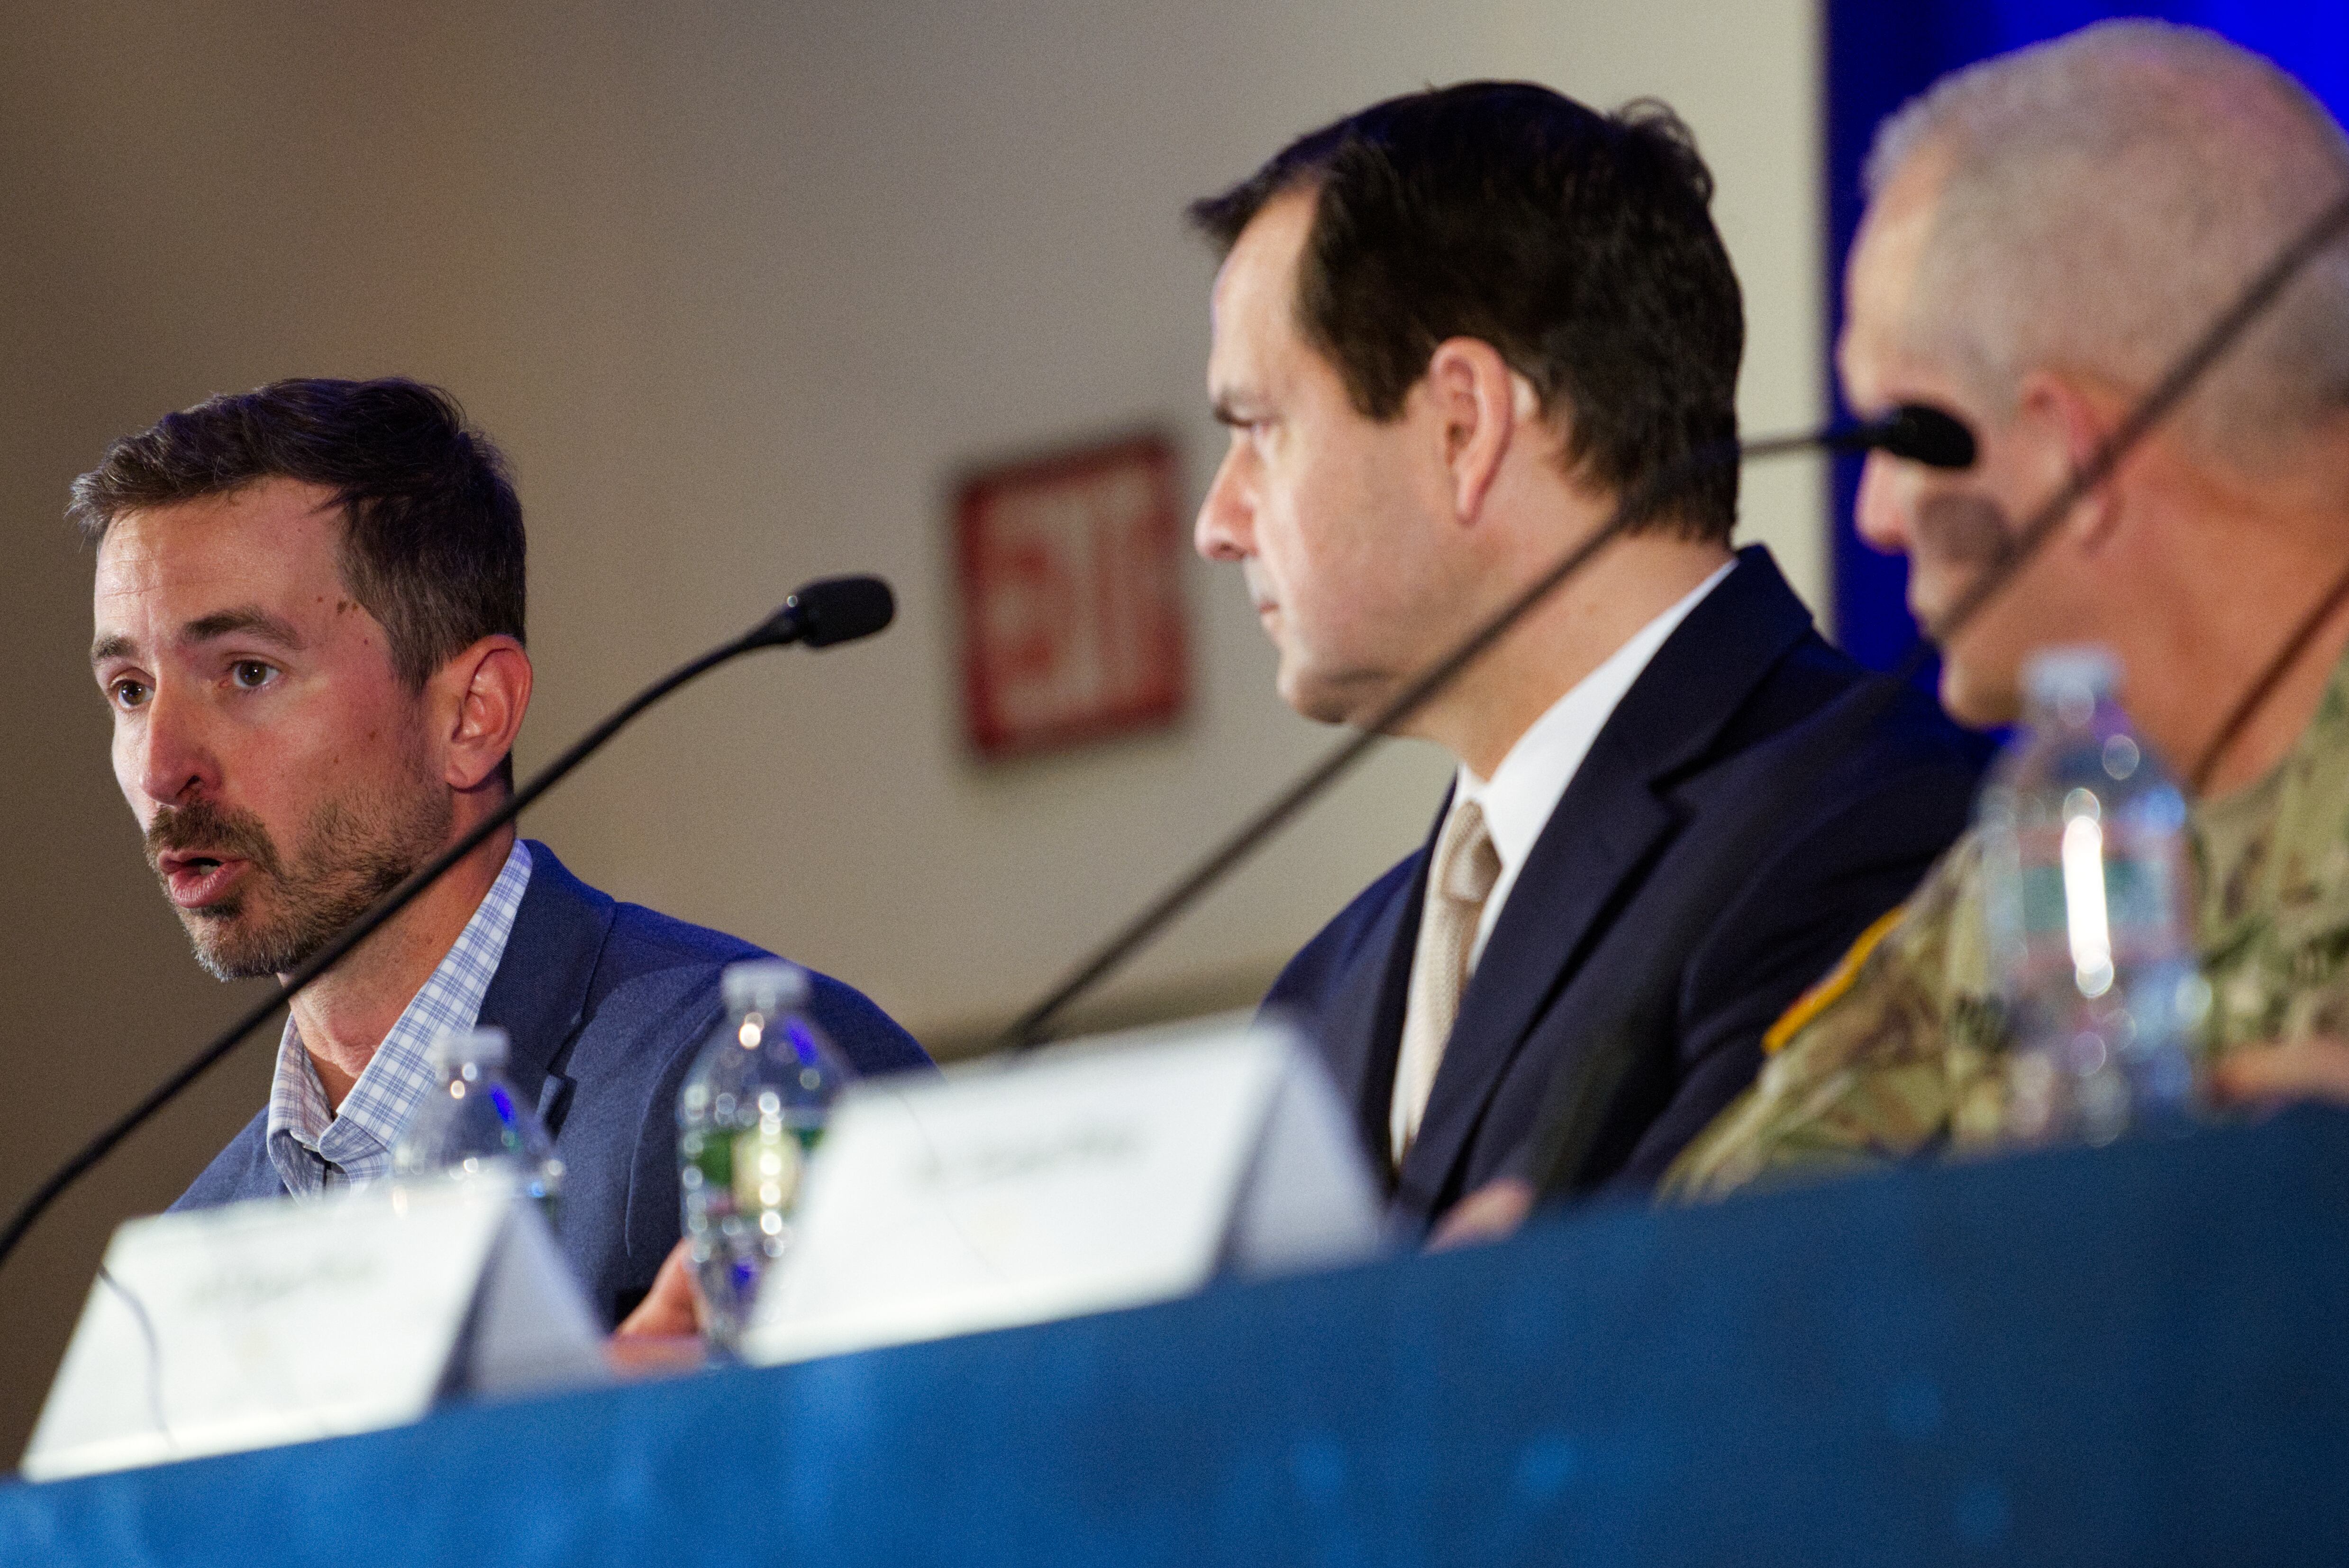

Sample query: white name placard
[742,1014,1383,1366]
[22,1176,607,1482]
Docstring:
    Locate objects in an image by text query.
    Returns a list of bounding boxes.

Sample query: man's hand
[1428,1176,1536,1250]
[2208,1038,2349,1110]
[608,1238,706,1377]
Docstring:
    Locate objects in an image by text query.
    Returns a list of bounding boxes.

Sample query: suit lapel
[475,840,618,1137]
[1394,547,1818,1213]
[1319,793,1448,1181]
[1394,725,1675,1212]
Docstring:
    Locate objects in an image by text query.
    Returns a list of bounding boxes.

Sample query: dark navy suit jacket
[1263,547,1987,1230]
[171,841,931,1324]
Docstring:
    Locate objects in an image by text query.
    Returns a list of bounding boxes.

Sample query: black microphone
[997,417,1941,1052]
[750,575,896,649]
[1840,403,1977,469]
[1740,403,1975,469]
[0,574,896,1274]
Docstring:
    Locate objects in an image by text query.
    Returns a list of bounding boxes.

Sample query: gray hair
[1865,21,2349,468]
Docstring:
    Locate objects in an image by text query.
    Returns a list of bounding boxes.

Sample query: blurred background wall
[0,0,1823,1454]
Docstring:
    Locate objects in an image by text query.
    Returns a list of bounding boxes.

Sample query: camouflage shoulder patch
[1762,903,1909,1055]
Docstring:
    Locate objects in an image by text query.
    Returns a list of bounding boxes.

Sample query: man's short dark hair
[1189,82,1743,540]
[70,376,527,784]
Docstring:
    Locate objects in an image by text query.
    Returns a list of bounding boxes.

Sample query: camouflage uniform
[1666,649,2349,1201]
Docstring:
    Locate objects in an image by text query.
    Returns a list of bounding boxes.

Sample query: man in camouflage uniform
[1666,21,2349,1200]
[1670,679,2349,1193]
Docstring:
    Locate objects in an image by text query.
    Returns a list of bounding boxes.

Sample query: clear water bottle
[390,1026,565,1219]
[677,960,850,1351]
[1978,647,2209,1148]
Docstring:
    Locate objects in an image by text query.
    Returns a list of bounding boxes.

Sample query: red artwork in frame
[954,433,1192,760]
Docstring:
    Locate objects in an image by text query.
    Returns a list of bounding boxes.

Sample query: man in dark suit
[1187,83,1984,1235]
[79,377,928,1323]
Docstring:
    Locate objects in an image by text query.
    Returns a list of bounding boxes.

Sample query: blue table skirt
[7,1108,2346,1568]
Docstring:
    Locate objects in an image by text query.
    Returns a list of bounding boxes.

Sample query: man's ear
[437,635,533,793]
[2016,369,2128,551]
[1421,337,1529,526]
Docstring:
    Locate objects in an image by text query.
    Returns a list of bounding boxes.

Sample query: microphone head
[1875,403,1977,470]
[751,575,897,649]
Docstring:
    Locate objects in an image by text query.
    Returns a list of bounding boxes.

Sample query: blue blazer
[172,841,932,1323]
[1263,547,1988,1231]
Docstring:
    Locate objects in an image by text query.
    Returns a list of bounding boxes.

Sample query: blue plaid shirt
[264,839,534,1198]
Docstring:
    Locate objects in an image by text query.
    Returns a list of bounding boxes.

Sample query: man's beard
[144,769,454,982]
[1911,492,2018,626]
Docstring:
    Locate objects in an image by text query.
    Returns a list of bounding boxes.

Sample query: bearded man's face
[92,478,454,979]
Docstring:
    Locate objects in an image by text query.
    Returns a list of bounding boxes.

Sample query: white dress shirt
[1448,557,1735,975]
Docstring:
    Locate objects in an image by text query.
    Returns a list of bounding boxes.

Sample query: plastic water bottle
[390,1026,565,1218]
[677,960,850,1351]
[1978,647,2208,1148]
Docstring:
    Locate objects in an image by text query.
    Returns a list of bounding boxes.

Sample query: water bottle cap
[722,958,810,1013]
[427,1026,510,1070]
[2023,645,2121,708]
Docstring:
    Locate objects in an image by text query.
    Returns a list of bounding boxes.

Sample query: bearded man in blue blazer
[79,377,929,1324]
[1189,84,1986,1236]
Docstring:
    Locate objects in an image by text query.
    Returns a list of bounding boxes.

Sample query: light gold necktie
[1390,796,1501,1163]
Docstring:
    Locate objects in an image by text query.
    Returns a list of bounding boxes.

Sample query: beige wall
[0,0,1823,1456]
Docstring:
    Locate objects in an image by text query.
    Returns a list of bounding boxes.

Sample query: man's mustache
[1914,492,2018,569]
[145,799,286,879]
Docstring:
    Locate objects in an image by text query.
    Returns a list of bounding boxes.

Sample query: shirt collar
[1456,558,1734,967]
[264,838,535,1199]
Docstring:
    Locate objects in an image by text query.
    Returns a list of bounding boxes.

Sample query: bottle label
[732,1124,806,1213]
[2006,822,2186,985]
[683,1127,734,1208]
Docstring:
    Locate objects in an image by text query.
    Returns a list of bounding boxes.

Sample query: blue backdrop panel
[1825,1,2349,670]
[6,1110,2349,1568]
